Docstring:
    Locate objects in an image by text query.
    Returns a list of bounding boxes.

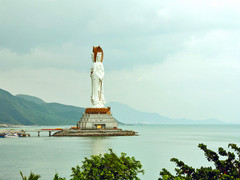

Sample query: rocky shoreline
[53,129,137,137]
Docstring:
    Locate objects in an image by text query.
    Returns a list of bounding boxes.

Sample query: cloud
[1,0,239,69]
[106,51,240,122]
[1,0,240,122]
[0,67,91,107]
[105,29,240,122]
[0,44,91,71]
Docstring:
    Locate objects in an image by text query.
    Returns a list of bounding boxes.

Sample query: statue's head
[93,46,103,62]
[96,52,102,62]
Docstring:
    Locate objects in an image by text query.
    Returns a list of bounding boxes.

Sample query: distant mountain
[0,89,224,126]
[0,89,84,125]
[107,102,224,124]
[16,94,46,104]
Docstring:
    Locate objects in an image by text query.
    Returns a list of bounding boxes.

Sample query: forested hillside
[0,89,85,125]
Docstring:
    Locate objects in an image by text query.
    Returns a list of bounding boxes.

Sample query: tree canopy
[20,171,41,180]
[159,143,240,180]
[54,149,144,180]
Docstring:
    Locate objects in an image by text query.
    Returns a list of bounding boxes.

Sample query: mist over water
[0,125,240,180]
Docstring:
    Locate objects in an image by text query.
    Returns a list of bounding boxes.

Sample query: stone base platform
[53,129,137,137]
[77,107,118,130]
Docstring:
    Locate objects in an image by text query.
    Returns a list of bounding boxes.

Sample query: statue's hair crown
[93,46,104,62]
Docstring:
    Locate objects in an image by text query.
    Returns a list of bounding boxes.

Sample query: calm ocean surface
[0,124,240,180]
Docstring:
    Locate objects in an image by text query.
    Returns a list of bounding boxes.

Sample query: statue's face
[96,53,102,62]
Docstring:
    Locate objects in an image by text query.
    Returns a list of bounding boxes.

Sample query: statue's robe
[91,62,105,107]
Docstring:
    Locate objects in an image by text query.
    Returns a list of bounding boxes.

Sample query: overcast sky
[0,0,240,123]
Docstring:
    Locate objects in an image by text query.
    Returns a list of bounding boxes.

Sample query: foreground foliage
[159,143,240,180]
[20,171,41,180]
[54,149,144,180]
[20,149,143,180]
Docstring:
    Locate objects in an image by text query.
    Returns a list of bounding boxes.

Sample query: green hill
[0,89,85,125]
[0,89,223,126]
[15,94,46,104]
[107,102,224,124]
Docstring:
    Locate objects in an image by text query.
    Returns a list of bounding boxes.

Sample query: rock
[53,129,137,137]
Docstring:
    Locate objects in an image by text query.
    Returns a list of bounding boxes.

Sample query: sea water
[0,124,240,180]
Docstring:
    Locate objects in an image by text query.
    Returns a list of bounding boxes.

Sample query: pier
[0,128,138,137]
[0,128,63,137]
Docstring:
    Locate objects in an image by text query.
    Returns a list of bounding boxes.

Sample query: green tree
[159,143,240,180]
[56,149,144,180]
[20,171,41,180]
[53,173,66,180]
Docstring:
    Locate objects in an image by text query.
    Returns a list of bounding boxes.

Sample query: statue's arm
[90,68,93,77]
[98,64,104,81]
[92,63,104,80]
[91,63,96,77]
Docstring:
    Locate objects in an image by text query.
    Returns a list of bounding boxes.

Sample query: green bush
[54,149,144,180]
[20,171,41,180]
[159,143,240,180]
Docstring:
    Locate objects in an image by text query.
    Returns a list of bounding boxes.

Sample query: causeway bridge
[0,128,63,137]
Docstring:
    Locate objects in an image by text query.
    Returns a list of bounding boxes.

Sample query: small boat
[0,132,30,138]
[4,133,19,138]
[18,133,30,137]
[0,133,6,138]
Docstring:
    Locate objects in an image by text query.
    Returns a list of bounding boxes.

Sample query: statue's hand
[91,53,94,62]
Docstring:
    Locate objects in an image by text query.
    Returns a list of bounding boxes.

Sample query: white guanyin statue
[90,46,105,108]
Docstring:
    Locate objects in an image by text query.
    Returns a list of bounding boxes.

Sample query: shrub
[54,149,144,180]
[159,143,240,180]
[20,171,41,180]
